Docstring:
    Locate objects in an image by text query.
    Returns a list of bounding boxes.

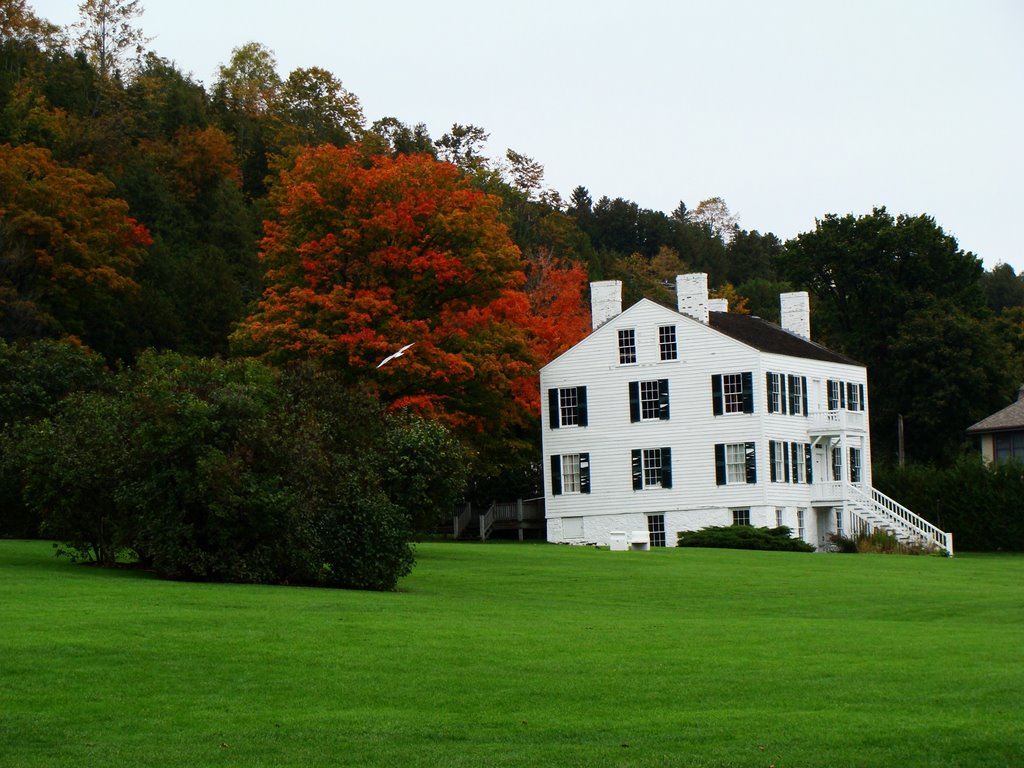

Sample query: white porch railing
[847,484,953,555]
[808,409,867,434]
[823,481,953,555]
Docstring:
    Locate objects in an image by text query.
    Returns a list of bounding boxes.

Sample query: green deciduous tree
[71,0,151,84]
[778,207,1008,464]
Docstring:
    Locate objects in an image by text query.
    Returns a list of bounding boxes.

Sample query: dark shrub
[677,525,815,552]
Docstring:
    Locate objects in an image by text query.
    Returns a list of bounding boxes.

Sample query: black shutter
[631,449,643,490]
[788,375,796,415]
[791,442,799,484]
[742,371,754,413]
[745,442,757,484]
[801,377,808,416]
[712,374,724,415]
[715,443,726,485]
[661,447,672,488]
[548,388,559,429]
[659,379,670,420]
[579,453,590,494]
[805,443,813,483]
[629,381,640,423]
[577,386,588,426]
[847,382,855,411]
[550,454,562,495]
[766,372,776,413]
[769,441,777,482]
[858,383,865,412]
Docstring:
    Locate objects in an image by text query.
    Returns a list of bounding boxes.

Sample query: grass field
[1,539,1022,767]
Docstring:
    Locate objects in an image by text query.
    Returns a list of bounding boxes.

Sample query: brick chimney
[590,280,623,330]
[780,291,811,339]
[676,273,709,324]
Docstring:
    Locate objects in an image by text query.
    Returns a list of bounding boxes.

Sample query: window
[630,379,670,422]
[797,509,806,540]
[849,447,862,483]
[835,508,844,535]
[767,372,786,414]
[712,372,754,415]
[791,443,807,484]
[770,440,786,483]
[788,375,807,416]
[827,379,845,411]
[550,453,590,495]
[775,508,784,527]
[648,514,666,547]
[618,329,637,364]
[547,386,587,429]
[994,431,1024,463]
[828,379,865,411]
[831,446,842,482]
[643,448,662,487]
[561,454,581,493]
[658,325,677,361]
[772,441,810,484]
[732,509,751,526]
[631,447,673,489]
[716,442,756,485]
[847,383,862,412]
[723,373,744,413]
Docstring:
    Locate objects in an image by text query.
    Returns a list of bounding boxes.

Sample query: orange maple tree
[232,144,589,441]
[0,143,151,354]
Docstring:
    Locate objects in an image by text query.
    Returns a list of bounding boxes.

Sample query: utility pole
[898,414,905,467]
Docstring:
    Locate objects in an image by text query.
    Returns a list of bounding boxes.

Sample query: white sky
[30,0,1024,272]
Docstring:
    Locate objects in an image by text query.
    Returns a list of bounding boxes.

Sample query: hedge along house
[540,274,953,554]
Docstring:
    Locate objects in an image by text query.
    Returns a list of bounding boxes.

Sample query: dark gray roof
[967,389,1024,434]
[708,311,859,366]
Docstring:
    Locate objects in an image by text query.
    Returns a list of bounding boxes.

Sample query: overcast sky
[31,0,1024,272]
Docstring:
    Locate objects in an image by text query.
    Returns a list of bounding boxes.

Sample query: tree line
[2,0,1023,571]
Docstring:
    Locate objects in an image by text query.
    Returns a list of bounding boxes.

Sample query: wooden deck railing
[479,497,545,541]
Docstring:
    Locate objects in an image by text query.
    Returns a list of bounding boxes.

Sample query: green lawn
[1,540,1021,767]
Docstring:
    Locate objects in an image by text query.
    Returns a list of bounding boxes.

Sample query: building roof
[708,311,859,366]
[966,387,1024,434]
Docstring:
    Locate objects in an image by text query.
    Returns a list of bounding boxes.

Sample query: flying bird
[376,342,415,368]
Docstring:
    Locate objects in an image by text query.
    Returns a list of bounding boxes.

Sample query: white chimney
[708,298,728,313]
[676,273,709,324]
[780,291,811,339]
[590,280,623,330]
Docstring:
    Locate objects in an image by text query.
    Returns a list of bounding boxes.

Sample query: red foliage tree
[232,144,589,448]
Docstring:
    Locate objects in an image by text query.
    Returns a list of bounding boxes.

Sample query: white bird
[376,342,415,368]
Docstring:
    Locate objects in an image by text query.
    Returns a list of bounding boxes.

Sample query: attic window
[658,325,677,361]
[618,329,637,364]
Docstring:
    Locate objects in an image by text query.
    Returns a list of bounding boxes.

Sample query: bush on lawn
[13,353,457,590]
[0,338,109,537]
[677,525,815,552]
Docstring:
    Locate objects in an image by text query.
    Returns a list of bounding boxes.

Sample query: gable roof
[708,311,859,365]
[967,389,1024,434]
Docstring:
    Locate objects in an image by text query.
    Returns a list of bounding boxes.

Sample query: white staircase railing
[845,483,953,556]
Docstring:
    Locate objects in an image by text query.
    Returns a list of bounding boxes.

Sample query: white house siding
[541,299,872,549]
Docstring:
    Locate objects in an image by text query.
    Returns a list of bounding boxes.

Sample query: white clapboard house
[540,274,953,554]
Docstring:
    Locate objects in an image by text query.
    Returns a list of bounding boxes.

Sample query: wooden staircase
[843,484,953,555]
